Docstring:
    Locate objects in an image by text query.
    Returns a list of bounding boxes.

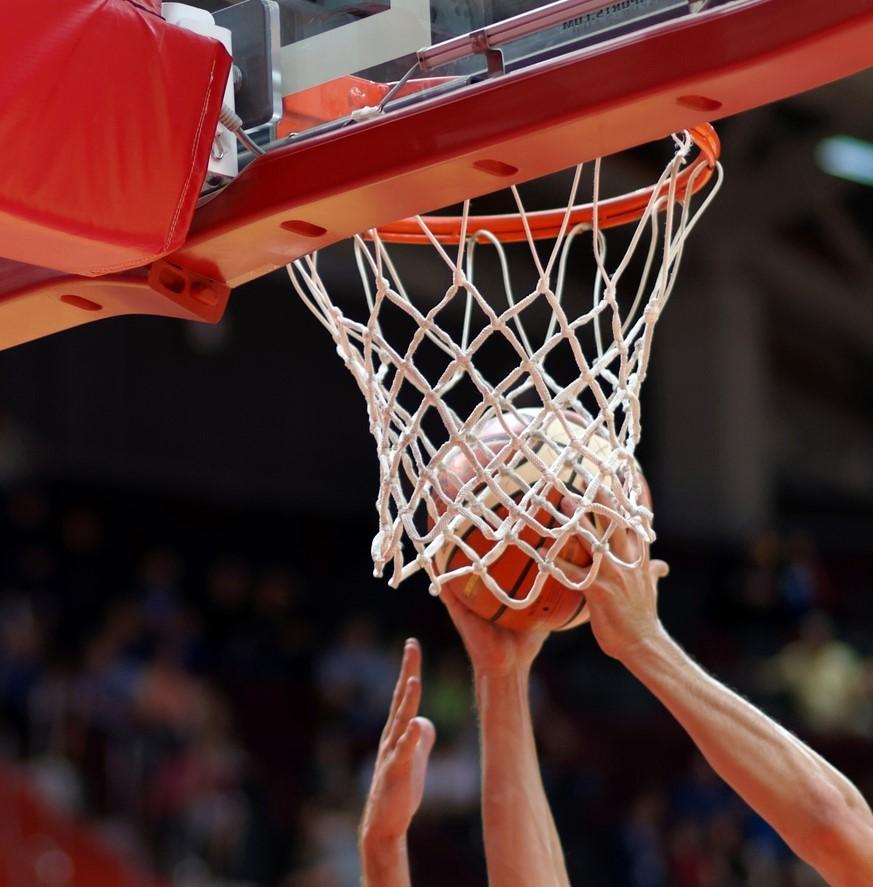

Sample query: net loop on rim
[288,126,723,607]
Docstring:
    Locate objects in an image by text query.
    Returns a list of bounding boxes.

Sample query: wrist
[474,666,531,715]
[616,623,678,673]
[360,824,408,849]
[360,831,409,887]
[473,663,530,689]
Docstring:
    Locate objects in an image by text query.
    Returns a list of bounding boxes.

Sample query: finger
[438,588,474,650]
[389,718,425,778]
[558,496,623,552]
[580,491,636,562]
[415,717,437,757]
[557,500,611,563]
[439,584,479,631]
[403,637,422,683]
[559,495,639,564]
[541,549,618,605]
[560,480,615,514]
[384,639,421,738]
[558,496,602,537]
[386,643,414,727]
[385,676,422,751]
[393,716,436,767]
[439,584,465,617]
[439,584,503,651]
[601,520,636,563]
[543,548,591,585]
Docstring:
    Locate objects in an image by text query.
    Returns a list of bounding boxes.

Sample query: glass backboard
[276,0,691,91]
[247,0,708,136]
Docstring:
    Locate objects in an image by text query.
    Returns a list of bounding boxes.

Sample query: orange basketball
[432,409,611,633]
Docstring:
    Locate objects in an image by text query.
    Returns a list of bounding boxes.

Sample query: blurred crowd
[1,482,873,887]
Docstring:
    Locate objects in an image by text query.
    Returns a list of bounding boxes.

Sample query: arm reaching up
[360,638,436,887]
[441,590,571,887]
[557,497,873,887]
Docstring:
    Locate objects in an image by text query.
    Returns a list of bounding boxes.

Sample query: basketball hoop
[374,124,720,245]
[288,126,722,610]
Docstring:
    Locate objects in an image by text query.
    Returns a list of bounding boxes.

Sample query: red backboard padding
[0,763,167,887]
[0,0,231,277]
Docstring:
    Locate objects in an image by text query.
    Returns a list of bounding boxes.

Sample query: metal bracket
[214,0,282,133]
[470,30,506,76]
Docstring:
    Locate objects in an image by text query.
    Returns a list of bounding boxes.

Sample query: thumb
[650,559,670,582]
[414,717,437,759]
[396,716,437,765]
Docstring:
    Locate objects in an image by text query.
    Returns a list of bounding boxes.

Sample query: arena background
[1,66,873,886]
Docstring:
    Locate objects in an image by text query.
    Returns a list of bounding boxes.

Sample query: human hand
[554,497,670,664]
[360,639,436,843]
[440,586,549,678]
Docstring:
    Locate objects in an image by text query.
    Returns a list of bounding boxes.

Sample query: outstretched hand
[554,496,670,663]
[361,639,436,842]
[440,586,549,677]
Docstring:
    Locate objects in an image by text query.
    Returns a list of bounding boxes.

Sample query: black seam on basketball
[442,435,548,573]
[556,469,588,629]
[480,437,551,623]
[487,544,539,624]
[441,480,491,569]
[440,433,584,627]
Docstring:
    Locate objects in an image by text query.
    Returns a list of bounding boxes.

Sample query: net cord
[287,137,723,608]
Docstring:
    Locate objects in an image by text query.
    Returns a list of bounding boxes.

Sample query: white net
[288,130,722,610]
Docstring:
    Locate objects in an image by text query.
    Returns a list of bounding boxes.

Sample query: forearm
[360,834,411,887]
[624,629,873,884]
[476,669,570,887]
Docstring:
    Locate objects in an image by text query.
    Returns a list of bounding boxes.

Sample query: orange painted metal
[279,74,457,136]
[373,124,720,244]
[168,0,873,289]
[0,264,229,352]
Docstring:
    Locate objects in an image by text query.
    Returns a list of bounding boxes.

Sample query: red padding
[0,761,169,887]
[0,0,231,277]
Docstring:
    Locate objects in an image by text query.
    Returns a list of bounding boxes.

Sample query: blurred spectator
[739,531,782,618]
[203,556,251,669]
[668,818,710,887]
[779,532,833,617]
[765,610,867,734]
[148,694,250,878]
[135,646,211,735]
[420,730,479,814]
[425,650,471,741]
[139,548,183,636]
[618,790,668,887]
[315,616,396,736]
[705,809,745,885]
[671,754,735,822]
[58,505,111,650]
[284,802,360,887]
[0,483,871,886]
[228,568,311,679]
[0,595,46,753]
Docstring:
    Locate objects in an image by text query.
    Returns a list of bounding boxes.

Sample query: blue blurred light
[816,135,873,187]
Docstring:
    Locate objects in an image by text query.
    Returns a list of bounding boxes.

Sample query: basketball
[432,408,617,633]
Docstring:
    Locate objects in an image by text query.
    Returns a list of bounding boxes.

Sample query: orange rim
[373,123,720,245]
